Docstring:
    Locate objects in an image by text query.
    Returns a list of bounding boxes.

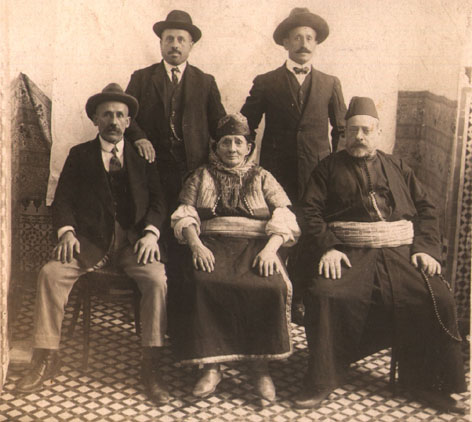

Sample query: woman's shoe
[251,361,276,402]
[254,373,276,402]
[192,365,222,398]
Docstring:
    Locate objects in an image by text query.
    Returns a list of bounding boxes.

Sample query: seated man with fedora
[15,83,170,406]
[295,96,466,413]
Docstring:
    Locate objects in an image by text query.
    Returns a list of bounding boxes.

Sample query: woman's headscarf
[209,113,258,211]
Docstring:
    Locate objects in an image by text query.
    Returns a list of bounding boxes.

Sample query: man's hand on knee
[411,252,441,277]
[54,231,80,263]
[134,232,160,264]
[318,248,351,280]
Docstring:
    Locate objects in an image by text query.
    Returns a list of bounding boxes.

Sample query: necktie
[293,66,309,75]
[171,67,180,86]
[109,147,121,173]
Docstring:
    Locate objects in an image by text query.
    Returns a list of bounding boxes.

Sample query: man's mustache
[168,48,181,54]
[296,47,311,54]
[106,125,121,133]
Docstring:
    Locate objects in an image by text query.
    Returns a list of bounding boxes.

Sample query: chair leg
[389,347,397,395]
[68,285,84,337]
[82,281,91,371]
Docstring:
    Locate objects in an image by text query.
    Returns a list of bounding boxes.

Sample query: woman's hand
[252,234,284,277]
[252,248,282,277]
[190,243,215,272]
[183,225,215,272]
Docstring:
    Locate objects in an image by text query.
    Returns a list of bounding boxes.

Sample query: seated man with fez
[295,97,466,413]
[16,84,170,405]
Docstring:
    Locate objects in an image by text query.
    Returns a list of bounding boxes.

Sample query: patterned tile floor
[1,287,470,422]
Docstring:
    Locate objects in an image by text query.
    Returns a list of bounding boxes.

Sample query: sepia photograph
[0,0,471,420]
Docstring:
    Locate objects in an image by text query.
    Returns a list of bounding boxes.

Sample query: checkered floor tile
[1,287,470,422]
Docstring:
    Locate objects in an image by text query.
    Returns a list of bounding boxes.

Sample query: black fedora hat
[85,83,139,120]
[273,8,329,45]
[153,10,202,42]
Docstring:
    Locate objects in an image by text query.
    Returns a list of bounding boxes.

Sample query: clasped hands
[54,230,160,265]
[318,248,441,279]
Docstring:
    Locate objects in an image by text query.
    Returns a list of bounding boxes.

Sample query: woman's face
[215,135,252,167]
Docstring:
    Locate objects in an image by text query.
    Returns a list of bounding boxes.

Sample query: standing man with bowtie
[124,10,226,338]
[241,8,347,323]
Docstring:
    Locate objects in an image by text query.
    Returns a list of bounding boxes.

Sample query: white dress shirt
[163,60,187,84]
[286,58,312,85]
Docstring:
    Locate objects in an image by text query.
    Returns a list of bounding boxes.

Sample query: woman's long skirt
[172,235,293,364]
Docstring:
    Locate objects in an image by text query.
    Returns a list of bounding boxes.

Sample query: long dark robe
[172,163,293,364]
[301,150,466,393]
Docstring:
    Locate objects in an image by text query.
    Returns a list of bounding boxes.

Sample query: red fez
[345,97,379,120]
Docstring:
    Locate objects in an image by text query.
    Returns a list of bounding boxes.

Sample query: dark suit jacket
[52,136,167,268]
[241,65,346,204]
[125,61,225,172]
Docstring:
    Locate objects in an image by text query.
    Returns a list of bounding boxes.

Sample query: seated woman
[170,113,300,402]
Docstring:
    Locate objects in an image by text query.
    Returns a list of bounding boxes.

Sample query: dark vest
[286,69,312,112]
[107,165,133,229]
[164,73,187,172]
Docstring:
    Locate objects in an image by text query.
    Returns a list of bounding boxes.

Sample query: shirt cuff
[57,226,75,239]
[143,225,160,240]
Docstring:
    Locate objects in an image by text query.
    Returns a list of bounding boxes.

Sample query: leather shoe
[141,362,170,405]
[294,387,333,409]
[413,389,466,414]
[254,373,276,402]
[193,367,222,398]
[16,349,62,393]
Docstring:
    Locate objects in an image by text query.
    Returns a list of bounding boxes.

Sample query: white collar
[286,58,312,74]
[99,136,124,153]
[163,60,188,75]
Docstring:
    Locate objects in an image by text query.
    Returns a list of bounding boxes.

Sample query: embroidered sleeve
[170,204,201,244]
[260,169,292,209]
[179,168,204,206]
[266,207,301,247]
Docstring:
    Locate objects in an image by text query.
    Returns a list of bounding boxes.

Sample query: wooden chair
[67,266,141,370]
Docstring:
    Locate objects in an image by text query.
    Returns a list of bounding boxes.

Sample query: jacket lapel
[124,140,146,224]
[151,62,167,109]
[299,66,319,124]
[182,64,195,112]
[273,65,301,121]
[88,136,114,216]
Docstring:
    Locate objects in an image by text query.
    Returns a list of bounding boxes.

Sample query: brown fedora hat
[85,83,139,120]
[153,10,202,42]
[273,8,329,45]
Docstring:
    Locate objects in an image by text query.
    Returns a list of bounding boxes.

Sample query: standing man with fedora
[15,84,170,405]
[125,11,226,334]
[125,9,226,213]
[241,8,347,322]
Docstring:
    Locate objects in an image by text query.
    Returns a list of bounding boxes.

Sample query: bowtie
[293,66,309,75]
